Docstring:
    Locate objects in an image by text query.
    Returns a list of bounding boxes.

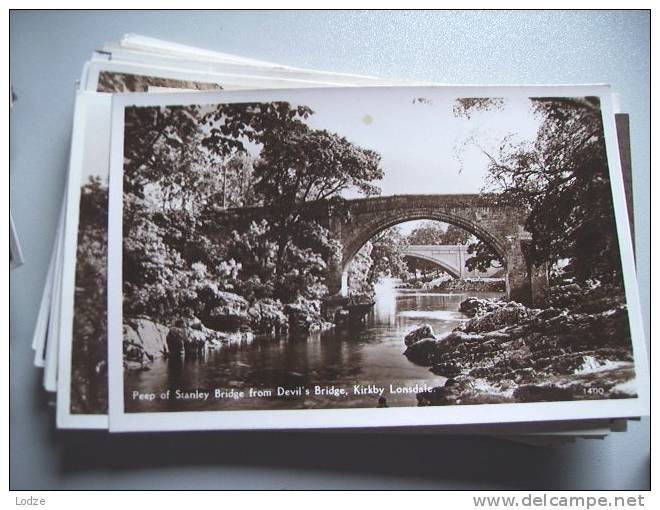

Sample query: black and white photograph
[9,9,651,494]
[106,86,647,430]
[57,66,410,429]
[58,73,233,428]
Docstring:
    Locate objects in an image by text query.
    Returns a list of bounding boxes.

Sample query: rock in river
[404,324,436,346]
[462,301,536,333]
[123,317,169,362]
[403,337,440,366]
[458,297,505,318]
[285,297,333,333]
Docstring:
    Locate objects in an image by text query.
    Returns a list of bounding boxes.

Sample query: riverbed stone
[123,318,169,362]
[413,285,635,407]
[462,301,536,333]
[430,362,463,378]
[404,324,436,346]
[403,337,439,365]
[458,297,505,318]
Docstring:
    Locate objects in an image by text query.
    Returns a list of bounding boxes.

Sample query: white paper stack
[28,35,649,444]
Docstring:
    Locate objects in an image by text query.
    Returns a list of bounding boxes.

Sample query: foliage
[452,97,504,119]
[406,221,473,246]
[369,227,411,284]
[454,96,622,283]
[122,101,383,321]
[442,224,473,245]
[347,226,411,296]
[465,240,503,273]
[347,241,375,297]
[406,221,446,245]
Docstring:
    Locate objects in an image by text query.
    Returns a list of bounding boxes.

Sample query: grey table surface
[9,10,650,490]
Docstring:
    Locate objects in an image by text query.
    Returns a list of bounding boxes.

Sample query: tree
[347,241,375,297]
[442,224,473,245]
[406,221,473,246]
[465,240,502,273]
[406,221,446,245]
[122,101,384,317]
[367,227,410,284]
[347,227,411,296]
[250,119,383,302]
[454,96,622,283]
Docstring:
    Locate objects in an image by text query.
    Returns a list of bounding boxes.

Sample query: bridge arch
[340,211,508,289]
[325,194,544,304]
[214,193,546,305]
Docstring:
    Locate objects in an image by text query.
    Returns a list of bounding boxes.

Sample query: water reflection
[125,283,503,412]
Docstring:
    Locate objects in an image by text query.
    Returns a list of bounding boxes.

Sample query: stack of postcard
[29,35,649,444]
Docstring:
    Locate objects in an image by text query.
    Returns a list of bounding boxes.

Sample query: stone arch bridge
[327,195,547,305]
[215,194,547,306]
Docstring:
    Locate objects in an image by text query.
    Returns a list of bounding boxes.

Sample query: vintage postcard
[31,206,62,365]
[83,59,403,96]
[58,65,404,428]
[106,85,649,431]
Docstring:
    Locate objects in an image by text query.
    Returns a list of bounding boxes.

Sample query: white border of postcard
[105,85,649,432]
[56,92,112,428]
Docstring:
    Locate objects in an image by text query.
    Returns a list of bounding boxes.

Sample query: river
[125,282,502,412]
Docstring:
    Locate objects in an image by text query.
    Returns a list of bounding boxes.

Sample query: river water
[125,282,502,412]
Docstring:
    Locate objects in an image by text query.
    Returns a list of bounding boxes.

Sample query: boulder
[533,307,563,321]
[463,302,535,333]
[459,297,505,318]
[404,324,436,346]
[416,378,471,406]
[430,362,463,378]
[403,337,439,366]
[160,318,214,356]
[123,318,169,362]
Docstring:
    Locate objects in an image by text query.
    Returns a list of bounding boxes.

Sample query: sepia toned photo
[107,86,647,430]
[57,72,228,428]
[60,65,423,428]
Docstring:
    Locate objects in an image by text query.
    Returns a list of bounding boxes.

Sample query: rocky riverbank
[122,291,336,368]
[402,284,637,406]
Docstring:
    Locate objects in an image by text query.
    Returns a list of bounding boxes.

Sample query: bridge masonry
[212,193,548,307]
[325,194,548,307]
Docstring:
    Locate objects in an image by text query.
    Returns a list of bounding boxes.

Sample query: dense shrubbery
[121,101,382,325]
[454,97,624,285]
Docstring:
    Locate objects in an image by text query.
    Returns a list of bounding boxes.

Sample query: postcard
[106,85,649,431]
[58,64,401,428]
